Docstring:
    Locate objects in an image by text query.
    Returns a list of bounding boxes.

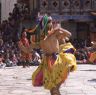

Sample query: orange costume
[89,52,96,63]
[18,32,32,67]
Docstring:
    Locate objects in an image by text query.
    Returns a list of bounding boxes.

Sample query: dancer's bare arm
[59,28,71,37]
[53,27,71,38]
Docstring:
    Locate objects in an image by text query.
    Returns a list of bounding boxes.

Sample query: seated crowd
[0,3,40,68]
[0,3,96,68]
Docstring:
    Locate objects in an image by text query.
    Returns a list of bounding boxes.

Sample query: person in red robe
[18,30,32,68]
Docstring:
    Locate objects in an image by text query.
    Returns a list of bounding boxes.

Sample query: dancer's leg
[50,83,62,95]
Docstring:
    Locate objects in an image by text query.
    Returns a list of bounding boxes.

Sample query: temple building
[38,0,96,42]
[0,0,96,42]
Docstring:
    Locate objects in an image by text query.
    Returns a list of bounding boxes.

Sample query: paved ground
[0,64,96,95]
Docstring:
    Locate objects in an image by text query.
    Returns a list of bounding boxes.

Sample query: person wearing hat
[32,18,77,95]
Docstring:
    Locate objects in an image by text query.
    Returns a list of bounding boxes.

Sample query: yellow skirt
[32,52,77,90]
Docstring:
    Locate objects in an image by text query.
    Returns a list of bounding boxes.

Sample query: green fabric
[35,15,49,43]
[35,24,41,43]
[42,15,48,36]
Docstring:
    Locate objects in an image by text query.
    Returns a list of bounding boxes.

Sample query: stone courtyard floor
[0,64,96,95]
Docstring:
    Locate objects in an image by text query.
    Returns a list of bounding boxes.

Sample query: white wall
[1,0,17,22]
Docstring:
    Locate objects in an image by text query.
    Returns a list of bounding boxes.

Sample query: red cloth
[21,37,30,47]
[34,70,43,86]
[19,37,32,60]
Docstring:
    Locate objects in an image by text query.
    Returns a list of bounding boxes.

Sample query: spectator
[0,53,5,68]
[12,4,20,20]
[10,53,18,66]
[32,50,41,65]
